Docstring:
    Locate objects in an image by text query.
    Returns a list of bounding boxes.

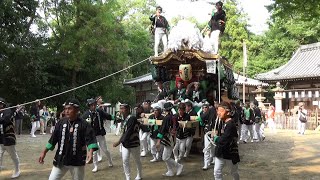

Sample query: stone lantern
[252,83,267,110]
[273,82,284,113]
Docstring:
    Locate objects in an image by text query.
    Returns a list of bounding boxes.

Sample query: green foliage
[219,0,250,73]
[0,0,154,108]
[247,0,320,77]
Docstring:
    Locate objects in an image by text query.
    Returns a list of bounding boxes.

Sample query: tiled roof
[123,73,152,85]
[124,73,268,87]
[256,42,320,81]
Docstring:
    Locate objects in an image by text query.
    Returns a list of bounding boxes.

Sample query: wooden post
[242,40,247,104]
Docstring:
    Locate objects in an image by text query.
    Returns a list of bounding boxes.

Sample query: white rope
[2,56,152,111]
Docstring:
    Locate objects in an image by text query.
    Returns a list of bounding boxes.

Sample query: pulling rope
[1,57,152,111]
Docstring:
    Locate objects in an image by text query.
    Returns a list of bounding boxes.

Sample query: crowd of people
[0,92,310,179]
[0,2,310,179]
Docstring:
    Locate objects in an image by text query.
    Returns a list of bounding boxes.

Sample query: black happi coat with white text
[120,115,140,148]
[186,109,197,137]
[200,107,217,133]
[214,119,240,164]
[149,114,164,139]
[157,113,179,147]
[81,109,112,136]
[46,117,98,167]
[0,109,16,146]
[140,108,152,133]
[175,112,190,139]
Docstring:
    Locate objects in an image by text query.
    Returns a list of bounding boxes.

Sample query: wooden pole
[242,40,247,104]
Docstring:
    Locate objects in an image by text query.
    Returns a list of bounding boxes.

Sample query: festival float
[141,20,239,149]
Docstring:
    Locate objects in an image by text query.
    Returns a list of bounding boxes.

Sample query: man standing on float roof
[38,98,99,180]
[149,6,170,57]
[208,1,226,54]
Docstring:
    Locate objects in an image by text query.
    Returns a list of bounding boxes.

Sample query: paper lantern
[316,91,320,98]
[289,92,292,98]
[301,91,305,98]
[295,91,299,98]
[282,92,286,98]
[179,64,192,81]
[308,91,312,98]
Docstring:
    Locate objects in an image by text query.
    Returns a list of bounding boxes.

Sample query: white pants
[173,138,186,161]
[267,118,276,133]
[150,138,163,159]
[162,146,179,174]
[297,121,306,134]
[31,121,40,136]
[121,146,142,180]
[49,165,84,180]
[203,134,215,167]
[238,124,242,142]
[154,28,167,56]
[214,157,239,180]
[40,119,48,134]
[0,145,20,171]
[242,124,254,142]
[254,124,263,141]
[185,136,193,157]
[139,130,149,154]
[116,122,122,136]
[210,30,220,54]
[93,135,112,168]
[261,123,265,138]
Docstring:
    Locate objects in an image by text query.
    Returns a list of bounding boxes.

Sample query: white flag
[206,60,216,74]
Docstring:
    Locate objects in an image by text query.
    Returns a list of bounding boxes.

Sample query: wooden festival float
[139,20,239,151]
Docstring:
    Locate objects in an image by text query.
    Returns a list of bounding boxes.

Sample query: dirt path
[1,129,320,180]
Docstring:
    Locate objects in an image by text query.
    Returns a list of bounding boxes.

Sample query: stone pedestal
[252,84,267,110]
[273,82,284,114]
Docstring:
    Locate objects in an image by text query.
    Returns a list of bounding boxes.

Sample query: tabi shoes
[11,170,20,179]
[202,166,209,170]
[162,171,175,177]
[150,158,158,163]
[92,166,98,173]
[176,164,184,176]
[135,175,142,180]
[140,151,146,157]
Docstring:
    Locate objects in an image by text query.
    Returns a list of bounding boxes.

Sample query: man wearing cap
[113,103,142,180]
[199,101,217,170]
[186,82,205,106]
[39,98,99,180]
[0,97,20,178]
[212,102,240,180]
[184,101,197,158]
[148,106,164,162]
[296,102,307,135]
[242,102,254,143]
[156,102,184,176]
[149,6,170,57]
[30,100,41,137]
[173,103,190,163]
[139,101,152,157]
[208,1,226,54]
[168,80,186,104]
[81,98,113,173]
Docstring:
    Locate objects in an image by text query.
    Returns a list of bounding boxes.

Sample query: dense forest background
[1,0,319,108]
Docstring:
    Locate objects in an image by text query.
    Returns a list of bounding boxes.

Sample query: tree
[246,0,320,77]
[219,0,250,72]
[0,0,49,105]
